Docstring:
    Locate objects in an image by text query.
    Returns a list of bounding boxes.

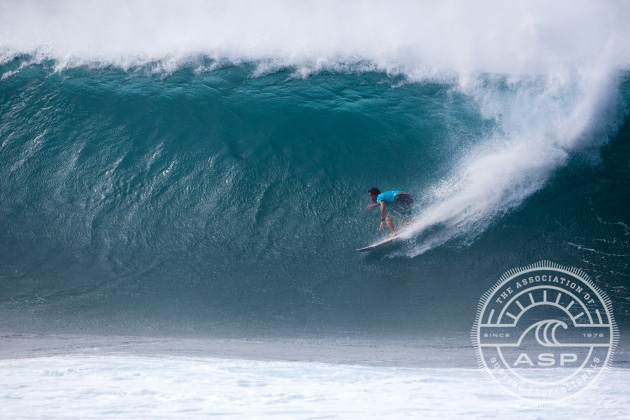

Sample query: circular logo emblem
[472,261,618,405]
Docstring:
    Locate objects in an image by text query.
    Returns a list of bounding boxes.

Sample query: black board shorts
[386,193,413,220]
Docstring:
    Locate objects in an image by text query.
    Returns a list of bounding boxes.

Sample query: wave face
[1,1,629,336]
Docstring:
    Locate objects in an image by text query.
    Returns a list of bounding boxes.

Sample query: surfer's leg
[400,212,414,226]
[401,218,414,226]
[386,220,396,237]
[393,194,413,228]
[385,211,396,237]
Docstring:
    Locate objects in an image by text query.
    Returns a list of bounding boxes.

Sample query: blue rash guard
[376,191,403,204]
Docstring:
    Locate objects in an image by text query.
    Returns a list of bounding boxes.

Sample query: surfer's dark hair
[368,188,380,196]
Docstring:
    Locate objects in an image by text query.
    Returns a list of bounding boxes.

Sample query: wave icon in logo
[472,261,618,405]
[529,319,566,347]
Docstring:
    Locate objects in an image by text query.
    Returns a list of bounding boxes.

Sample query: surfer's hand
[366,203,377,210]
[379,221,384,231]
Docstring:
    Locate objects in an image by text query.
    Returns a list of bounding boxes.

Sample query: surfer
[366,188,413,237]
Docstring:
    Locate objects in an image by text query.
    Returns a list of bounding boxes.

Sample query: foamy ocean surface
[2,357,628,419]
[2,0,630,418]
[1,336,630,419]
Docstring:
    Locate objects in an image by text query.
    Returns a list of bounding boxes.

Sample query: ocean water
[1,0,630,418]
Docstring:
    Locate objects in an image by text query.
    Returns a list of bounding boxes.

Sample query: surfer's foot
[389,232,397,238]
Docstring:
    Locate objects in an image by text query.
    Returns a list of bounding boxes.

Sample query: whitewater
[1,0,630,418]
[2,354,629,419]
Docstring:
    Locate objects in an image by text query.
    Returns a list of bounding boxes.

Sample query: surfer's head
[368,187,380,202]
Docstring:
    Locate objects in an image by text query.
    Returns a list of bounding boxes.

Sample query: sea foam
[1,1,629,76]
[1,355,629,419]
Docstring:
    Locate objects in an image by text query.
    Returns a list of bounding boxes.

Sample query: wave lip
[1,1,629,76]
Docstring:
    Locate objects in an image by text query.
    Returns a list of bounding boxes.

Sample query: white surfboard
[357,235,402,252]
